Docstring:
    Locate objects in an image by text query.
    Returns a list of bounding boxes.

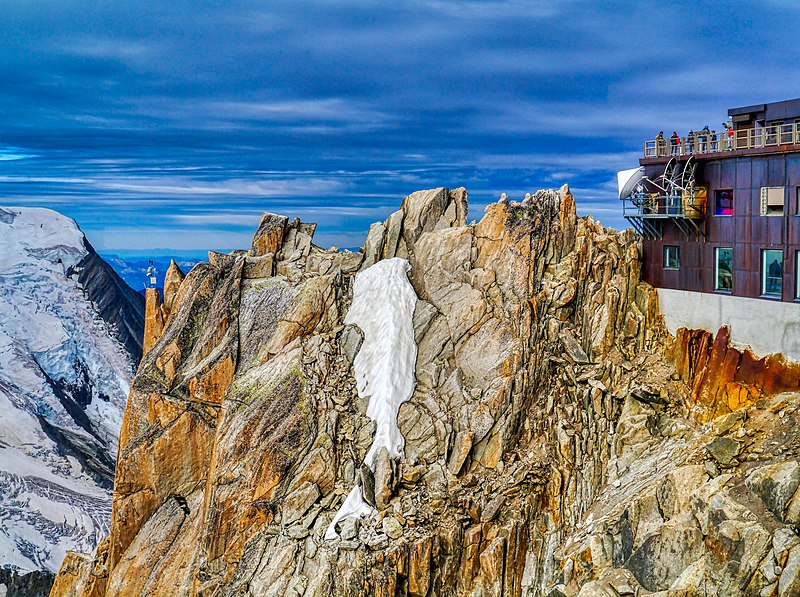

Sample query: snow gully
[325,258,418,540]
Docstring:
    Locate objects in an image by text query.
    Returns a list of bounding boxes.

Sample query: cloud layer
[0,1,797,252]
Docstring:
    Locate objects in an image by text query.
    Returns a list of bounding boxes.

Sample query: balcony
[623,191,706,239]
[617,160,706,239]
[643,122,800,158]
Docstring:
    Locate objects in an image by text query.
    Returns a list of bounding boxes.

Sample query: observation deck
[642,122,800,163]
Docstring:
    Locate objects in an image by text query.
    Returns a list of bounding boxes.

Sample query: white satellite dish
[617,167,645,200]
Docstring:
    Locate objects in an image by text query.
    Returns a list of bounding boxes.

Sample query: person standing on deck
[724,122,735,149]
[670,131,680,156]
[699,126,710,152]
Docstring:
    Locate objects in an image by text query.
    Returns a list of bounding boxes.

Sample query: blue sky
[1,0,798,254]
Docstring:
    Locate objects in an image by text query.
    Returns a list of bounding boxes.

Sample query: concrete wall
[658,288,800,361]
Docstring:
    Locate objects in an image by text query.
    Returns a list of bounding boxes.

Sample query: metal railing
[622,192,706,239]
[643,122,800,158]
[622,193,705,219]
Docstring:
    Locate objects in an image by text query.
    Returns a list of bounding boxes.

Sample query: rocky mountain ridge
[51,188,800,596]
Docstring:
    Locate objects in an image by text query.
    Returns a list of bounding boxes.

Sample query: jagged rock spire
[163,259,185,314]
[251,212,288,257]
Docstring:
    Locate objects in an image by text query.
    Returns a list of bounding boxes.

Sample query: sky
[1,0,798,255]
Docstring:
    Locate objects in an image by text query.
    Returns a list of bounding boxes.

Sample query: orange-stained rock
[109,407,218,569]
[478,536,505,596]
[49,538,111,597]
[142,287,165,356]
[105,492,203,597]
[408,536,433,597]
[672,325,800,421]
[146,392,185,427]
[50,552,92,597]
[162,259,185,316]
[187,355,235,405]
[251,212,288,257]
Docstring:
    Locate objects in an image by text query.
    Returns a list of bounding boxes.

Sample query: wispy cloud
[0,148,37,161]
[0,1,794,250]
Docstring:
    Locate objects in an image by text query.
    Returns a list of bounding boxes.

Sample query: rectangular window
[796,251,800,300]
[663,245,679,270]
[796,186,800,215]
[714,189,734,215]
[715,248,733,292]
[760,186,785,215]
[762,249,783,297]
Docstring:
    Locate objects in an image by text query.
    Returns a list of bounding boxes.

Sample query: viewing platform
[621,190,705,239]
[617,154,706,239]
[643,121,800,162]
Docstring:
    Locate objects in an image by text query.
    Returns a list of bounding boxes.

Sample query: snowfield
[0,207,133,573]
[326,258,418,540]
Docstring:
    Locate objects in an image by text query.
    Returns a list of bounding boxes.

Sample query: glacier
[0,207,135,575]
[325,257,418,540]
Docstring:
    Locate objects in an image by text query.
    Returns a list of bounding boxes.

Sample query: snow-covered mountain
[0,207,144,577]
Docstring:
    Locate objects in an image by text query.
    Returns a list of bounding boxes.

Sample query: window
[760,186,785,216]
[715,248,733,292]
[714,189,734,215]
[663,245,679,269]
[796,251,800,300]
[762,249,783,297]
[795,186,800,215]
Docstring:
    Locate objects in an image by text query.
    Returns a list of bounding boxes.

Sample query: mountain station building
[618,98,800,359]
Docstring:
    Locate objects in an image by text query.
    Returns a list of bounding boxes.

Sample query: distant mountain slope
[0,207,143,578]
[68,248,145,363]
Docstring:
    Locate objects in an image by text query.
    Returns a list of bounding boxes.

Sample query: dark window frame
[761,249,783,298]
[714,189,734,216]
[663,245,680,270]
[796,250,800,300]
[795,186,800,216]
[714,247,733,293]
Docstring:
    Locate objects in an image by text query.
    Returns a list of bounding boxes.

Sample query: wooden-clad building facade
[623,99,800,303]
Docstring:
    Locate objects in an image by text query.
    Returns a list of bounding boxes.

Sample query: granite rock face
[671,326,800,422]
[51,187,800,597]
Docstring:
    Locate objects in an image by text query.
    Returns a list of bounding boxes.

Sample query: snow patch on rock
[323,486,373,541]
[325,258,418,540]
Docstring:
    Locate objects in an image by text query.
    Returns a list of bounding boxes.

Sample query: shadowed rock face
[67,239,145,362]
[50,187,800,597]
[0,568,54,597]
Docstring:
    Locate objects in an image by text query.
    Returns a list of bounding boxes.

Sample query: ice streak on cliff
[325,257,418,540]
